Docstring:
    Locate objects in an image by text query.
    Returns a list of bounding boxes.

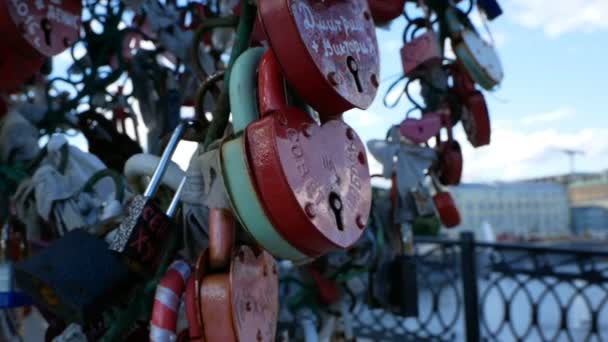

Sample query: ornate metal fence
[348,232,608,341]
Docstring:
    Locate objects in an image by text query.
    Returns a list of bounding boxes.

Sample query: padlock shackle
[165,177,186,218]
[258,51,288,117]
[229,47,265,134]
[144,119,198,198]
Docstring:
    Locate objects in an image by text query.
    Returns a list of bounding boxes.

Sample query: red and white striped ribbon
[150,260,191,342]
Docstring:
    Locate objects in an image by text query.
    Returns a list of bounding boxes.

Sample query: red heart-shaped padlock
[461,90,490,147]
[247,51,372,256]
[399,114,442,144]
[0,0,81,57]
[259,0,379,119]
[433,192,461,228]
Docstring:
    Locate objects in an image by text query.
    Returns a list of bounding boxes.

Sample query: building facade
[445,182,571,239]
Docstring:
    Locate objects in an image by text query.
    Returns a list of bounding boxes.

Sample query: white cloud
[458,122,608,182]
[520,107,575,126]
[505,0,608,37]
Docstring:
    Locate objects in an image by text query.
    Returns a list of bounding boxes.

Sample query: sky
[54,0,608,184]
[344,0,608,183]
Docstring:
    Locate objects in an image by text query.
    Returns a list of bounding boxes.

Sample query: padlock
[0,51,46,91]
[432,114,463,186]
[478,0,503,21]
[400,31,442,77]
[107,120,198,274]
[461,90,491,147]
[445,6,503,90]
[399,112,442,144]
[221,47,310,263]
[14,229,131,325]
[432,192,460,228]
[188,209,279,342]
[388,254,419,317]
[249,50,372,256]
[430,175,460,228]
[449,63,491,147]
[0,0,81,57]
[367,0,406,24]
[258,0,379,118]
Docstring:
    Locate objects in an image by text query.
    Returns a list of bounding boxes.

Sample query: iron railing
[328,232,608,341]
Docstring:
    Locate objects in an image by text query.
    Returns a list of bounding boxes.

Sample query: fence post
[460,231,480,342]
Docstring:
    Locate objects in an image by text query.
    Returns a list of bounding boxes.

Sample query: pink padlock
[400,31,442,77]
[399,113,442,144]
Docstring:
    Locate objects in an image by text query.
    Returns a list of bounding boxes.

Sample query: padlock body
[1,0,81,57]
[399,115,442,144]
[15,230,130,325]
[108,195,172,274]
[400,31,442,77]
[259,0,379,117]
[368,0,406,24]
[433,192,461,228]
[220,137,310,262]
[246,108,372,255]
[478,0,503,20]
[461,90,490,147]
[436,141,463,186]
[389,255,419,317]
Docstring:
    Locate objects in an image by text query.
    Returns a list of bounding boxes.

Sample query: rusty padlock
[445,6,503,90]
[187,209,279,342]
[258,0,380,118]
[430,176,460,228]
[249,50,372,256]
[432,114,463,186]
[107,120,198,274]
[367,0,406,24]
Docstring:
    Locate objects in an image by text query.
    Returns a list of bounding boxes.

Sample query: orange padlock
[188,209,279,342]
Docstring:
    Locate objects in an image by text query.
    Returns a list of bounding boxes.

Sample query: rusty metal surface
[259,0,379,117]
[201,273,236,342]
[230,246,278,342]
[208,208,235,271]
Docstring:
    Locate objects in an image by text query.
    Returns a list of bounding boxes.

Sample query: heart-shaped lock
[432,192,461,228]
[248,50,372,256]
[0,0,81,57]
[0,51,46,91]
[258,0,379,118]
[445,6,503,90]
[433,114,463,186]
[221,47,310,263]
[399,113,442,144]
[368,0,406,24]
[194,246,278,342]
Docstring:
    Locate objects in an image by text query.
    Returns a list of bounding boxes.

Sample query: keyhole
[42,19,52,46]
[329,192,344,231]
[346,56,363,93]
